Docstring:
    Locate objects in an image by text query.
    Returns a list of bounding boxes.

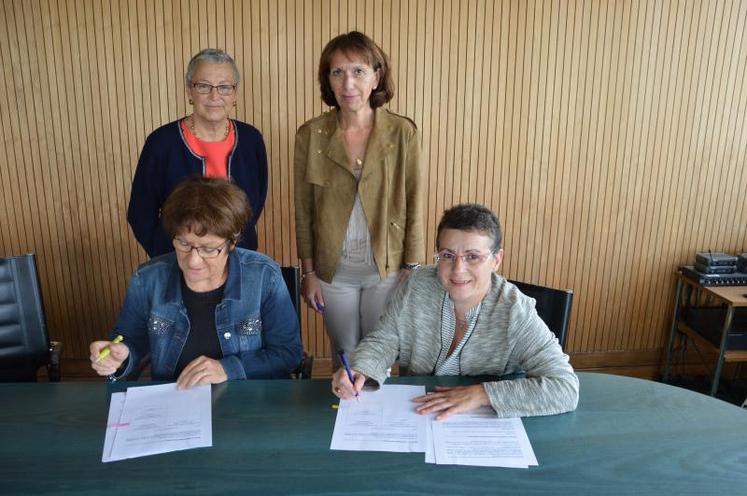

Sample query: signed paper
[330,384,427,452]
[428,407,537,467]
[102,383,212,462]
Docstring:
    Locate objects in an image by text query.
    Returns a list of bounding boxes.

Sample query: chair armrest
[290,352,314,380]
[47,341,63,382]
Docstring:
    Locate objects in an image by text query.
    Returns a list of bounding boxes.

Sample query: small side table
[663,273,747,396]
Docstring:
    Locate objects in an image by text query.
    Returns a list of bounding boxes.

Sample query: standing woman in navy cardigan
[128,48,268,257]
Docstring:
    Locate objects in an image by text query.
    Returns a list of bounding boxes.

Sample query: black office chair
[508,279,573,350]
[281,266,314,379]
[0,253,62,382]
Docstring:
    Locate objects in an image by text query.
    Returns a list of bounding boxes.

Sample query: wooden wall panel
[1,0,746,376]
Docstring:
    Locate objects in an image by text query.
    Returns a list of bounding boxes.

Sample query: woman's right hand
[89,340,130,376]
[332,367,367,400]
[301,272,325,313]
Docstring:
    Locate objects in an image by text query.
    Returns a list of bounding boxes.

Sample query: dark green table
[1,372,746,495]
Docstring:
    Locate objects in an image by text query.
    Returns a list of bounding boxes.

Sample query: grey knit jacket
[351,266,580,417]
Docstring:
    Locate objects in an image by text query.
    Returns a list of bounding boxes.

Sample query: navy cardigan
[127,120,268,257]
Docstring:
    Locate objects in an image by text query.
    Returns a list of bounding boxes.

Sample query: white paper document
[330,387,538,468]
[102,383,212,462]
[330,384,427,452]
[427,407,538,468]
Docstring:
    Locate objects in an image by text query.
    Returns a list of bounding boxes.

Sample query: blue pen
[338,350,359,400]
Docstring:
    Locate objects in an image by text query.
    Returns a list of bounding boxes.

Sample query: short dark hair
[161,177,252,243]
[318,31,394,108]
[436,204,502,252]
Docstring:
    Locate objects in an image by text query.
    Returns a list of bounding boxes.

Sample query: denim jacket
[111,248,302,381]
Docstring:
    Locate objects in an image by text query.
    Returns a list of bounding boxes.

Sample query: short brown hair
[318,31,394,108]
[161,176,252,243]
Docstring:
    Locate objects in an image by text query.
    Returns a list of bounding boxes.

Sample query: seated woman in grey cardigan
[331,203,579,420]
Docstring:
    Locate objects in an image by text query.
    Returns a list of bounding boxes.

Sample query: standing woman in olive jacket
[294,31,425,369]
[128,48,268,257]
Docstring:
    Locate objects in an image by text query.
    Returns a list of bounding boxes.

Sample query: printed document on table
[331,384,427,452]
[102,392,126,462]
[102,383,212,462]
[428,407,537,467]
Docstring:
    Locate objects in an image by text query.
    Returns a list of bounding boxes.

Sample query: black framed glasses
[173,238,229,259]
[190,82,237,96]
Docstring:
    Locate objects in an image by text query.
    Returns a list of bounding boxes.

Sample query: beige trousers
[319,262,399,370]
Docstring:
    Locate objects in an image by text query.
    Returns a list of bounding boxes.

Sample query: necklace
[189,115,229,141]
[340,117,372,169]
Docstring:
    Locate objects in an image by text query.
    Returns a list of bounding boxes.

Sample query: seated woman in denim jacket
[90,177,302,388]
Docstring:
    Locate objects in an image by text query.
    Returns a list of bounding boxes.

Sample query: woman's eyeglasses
[434,250,494,266]
[190,82,237,96]
[173,238,229,259]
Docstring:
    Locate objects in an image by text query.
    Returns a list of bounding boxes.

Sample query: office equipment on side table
[663,271,747,395]
[693,263,736,275]
[680,266,747,286]
[0,253,62,382]
[738,253,747,273]
[694,251,738,267]
[683,251,747,286]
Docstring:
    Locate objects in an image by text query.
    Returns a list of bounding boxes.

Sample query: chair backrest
[280,265,314,379]
[0,254,51,381]
[280,266,302,325]
[508,279,573,350]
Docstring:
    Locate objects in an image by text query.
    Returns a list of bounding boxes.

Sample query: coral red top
[180,119,235,177]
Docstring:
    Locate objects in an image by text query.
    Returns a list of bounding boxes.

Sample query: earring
[233,102,237,107]
[189,99,194,105]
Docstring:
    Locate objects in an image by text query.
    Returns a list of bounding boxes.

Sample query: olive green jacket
[294,108,425,283]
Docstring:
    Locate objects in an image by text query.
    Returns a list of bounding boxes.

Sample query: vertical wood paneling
[1,0,746,375]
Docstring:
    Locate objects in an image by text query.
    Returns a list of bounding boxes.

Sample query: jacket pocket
[237,316,263,351]
[147,315,174,336]
[388,219,406,250]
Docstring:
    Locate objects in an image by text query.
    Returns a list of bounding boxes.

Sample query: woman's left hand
[412,385,490,421]
[176,356,228,389]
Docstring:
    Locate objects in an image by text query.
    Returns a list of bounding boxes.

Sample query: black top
[175,277,225,377]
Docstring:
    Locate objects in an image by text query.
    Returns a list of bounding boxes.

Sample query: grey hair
[185,48,240,85]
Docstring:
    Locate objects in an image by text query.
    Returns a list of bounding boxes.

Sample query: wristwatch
[401,263,421,270]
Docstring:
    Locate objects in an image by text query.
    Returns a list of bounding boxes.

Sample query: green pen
[96,335,124,363]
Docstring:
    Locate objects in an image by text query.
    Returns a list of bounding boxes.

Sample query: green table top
[1,372,745,495]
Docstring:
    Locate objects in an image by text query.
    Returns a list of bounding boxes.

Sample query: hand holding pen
[89,335,129,377]
[332,350,365,401]
[96,335,124,363]
[300,268,325,313]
